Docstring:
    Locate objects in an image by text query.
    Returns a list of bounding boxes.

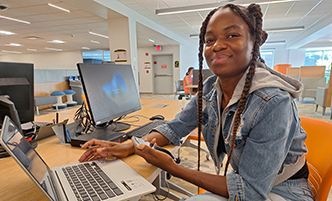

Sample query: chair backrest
[175,80,184,92]
[300,117,332,201]
[300,77,327,89]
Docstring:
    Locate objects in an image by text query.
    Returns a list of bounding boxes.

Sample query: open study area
[1,0,332,200]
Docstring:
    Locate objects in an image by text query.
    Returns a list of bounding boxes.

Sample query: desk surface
[185,85,198,88]
[0,99,183,201]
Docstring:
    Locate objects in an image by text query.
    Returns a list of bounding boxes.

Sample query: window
[260,50,274,68]
[305,49,332,83]
[82,50,111,63]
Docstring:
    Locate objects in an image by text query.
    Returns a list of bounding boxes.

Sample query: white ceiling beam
[286,11,332,49]
[93,0,194,49]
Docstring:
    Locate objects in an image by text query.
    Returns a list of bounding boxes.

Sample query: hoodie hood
[226,60,303,107]
[250,60,303,98]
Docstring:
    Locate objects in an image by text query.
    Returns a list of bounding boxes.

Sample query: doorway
[152,54,173,94]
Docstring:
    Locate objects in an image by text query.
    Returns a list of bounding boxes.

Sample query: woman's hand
[78,139,135,162]
[134,142,176,171]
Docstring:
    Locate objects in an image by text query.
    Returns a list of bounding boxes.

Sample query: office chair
[174,80,187,99]
[199,118,332,199]
[178,128,210,161]
[300,117,332,201]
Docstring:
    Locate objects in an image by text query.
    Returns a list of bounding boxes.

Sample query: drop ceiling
[0,0,331,55]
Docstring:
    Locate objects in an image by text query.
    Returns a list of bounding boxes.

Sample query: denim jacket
[154,61,308,200]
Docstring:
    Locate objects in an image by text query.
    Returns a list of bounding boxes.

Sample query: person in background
[183,67,197,96]
[79,3,314,201]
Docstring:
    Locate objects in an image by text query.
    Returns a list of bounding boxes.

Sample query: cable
[73,102,93,134]
[151,175,170,201]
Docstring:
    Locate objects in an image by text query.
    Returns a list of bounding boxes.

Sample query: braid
[197,2,266,178]
[222,3,264,176]
[197,8,218,174]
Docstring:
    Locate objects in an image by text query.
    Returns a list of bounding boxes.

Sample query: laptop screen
[1,116,56,200]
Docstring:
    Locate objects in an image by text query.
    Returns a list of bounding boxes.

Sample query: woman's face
[204,8,254,80]
[189,68,194,76]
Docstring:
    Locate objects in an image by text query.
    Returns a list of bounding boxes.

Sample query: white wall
[0,51,83,69]
[138,45,179,93]
[288,49,306,67]
[273,49,290,66]
[273,48,306,67]
[179,43,200,79]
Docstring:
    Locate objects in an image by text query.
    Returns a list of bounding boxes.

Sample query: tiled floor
[37,94,332,200]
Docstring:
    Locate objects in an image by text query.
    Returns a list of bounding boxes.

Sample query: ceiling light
[0,30,16,35]
[90,40,100,44]
[265,40,286,45]
[82,47,90,50]
[156,0,297,15]
[0,3,9,11]
[240,0,299,6]
[156,2,226,15]
[89,31,109,39]
[190,34,199,38]
[25,36,41,40]
[47,40,66,44]
[149,39,155,43]
[45,47,62,51]
[27,49,37,51]
[48,3,70,13]
[258,0,298,4]
[265,26,304,32]
[261,48,276,51]
[2,50,21,54]
[4,43,22,46]
[0,15,30,24]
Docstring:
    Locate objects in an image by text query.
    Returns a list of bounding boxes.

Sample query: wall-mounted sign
[175,61,179,67]
[114,49,127,62]
[155,45,163,51]
[144,62,151,69]
[161,65,167,69]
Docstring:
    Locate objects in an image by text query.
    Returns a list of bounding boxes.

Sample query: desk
[185,85,198,99]
[0,99,184,201]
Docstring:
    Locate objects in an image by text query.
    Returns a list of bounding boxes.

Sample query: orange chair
[199,118,332,199]
[274,64,291,75]
[300,117,332,201]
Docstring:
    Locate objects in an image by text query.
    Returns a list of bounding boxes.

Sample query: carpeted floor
[138,94,332,201]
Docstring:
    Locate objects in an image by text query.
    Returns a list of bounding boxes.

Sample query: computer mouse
[149,115,165,121]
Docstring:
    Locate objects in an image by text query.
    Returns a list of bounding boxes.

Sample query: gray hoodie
[226,60,304,109]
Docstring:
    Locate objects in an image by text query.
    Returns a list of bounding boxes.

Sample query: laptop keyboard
[62,162,123,201]
[126,120,168,138]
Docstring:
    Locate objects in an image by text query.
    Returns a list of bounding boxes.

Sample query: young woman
[79,3,314,200]
[183,67,197,95]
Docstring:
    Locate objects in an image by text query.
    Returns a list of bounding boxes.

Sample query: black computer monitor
[0,62,34,124]
[192,69,214,85]
[77,63,141,132]
[0,95,23,135]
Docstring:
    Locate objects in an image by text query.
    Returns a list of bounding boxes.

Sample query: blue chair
[63,90,77,106]
[50,91,67,110]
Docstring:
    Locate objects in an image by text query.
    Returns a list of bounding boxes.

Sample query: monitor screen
[0,96,23,135]
[192,69,214,85]
[77,63,141,127]
[0,62,34,124]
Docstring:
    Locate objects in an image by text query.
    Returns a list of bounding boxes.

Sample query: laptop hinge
[49,169,68,201]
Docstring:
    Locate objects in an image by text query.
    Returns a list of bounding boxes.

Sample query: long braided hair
[197,3,268,176]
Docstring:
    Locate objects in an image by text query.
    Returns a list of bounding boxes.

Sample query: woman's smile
[211,54,231,64]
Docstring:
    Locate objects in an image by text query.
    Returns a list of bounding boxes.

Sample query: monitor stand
[106,121,131,132]
[69,122,130,147]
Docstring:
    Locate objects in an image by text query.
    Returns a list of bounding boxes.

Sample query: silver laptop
[0,116,155,201]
